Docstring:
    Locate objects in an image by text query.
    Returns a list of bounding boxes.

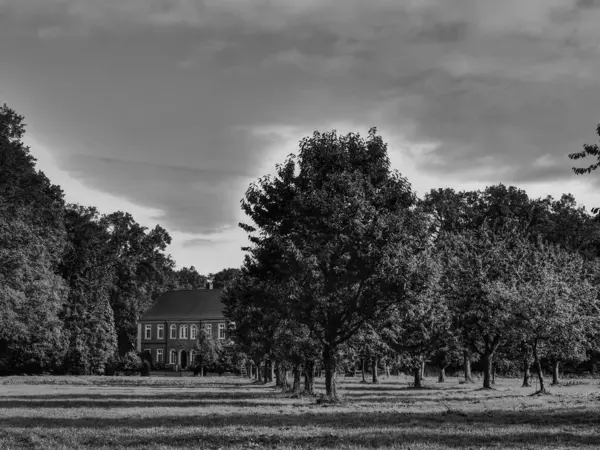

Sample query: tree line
[0,104,234,375]
[223,127,600,401]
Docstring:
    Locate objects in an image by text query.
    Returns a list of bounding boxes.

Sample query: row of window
[143,323,226,340]
[147,349,186,365]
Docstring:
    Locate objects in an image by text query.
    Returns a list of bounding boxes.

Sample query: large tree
[238,128,427,400]
[0,104,68,372]
[59,205,118,374]
[102,212,175,355]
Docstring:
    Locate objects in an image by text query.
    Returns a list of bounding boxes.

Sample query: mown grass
[1,375,599,449]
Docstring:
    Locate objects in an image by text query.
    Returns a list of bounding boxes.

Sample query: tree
[222,268,280,383]
[101,212,175,355]
[569,123,600,176]
[239,129,427,400]
[493,241,600,394]
[379,249,451,388]
[440,224,528,389]
[569,123,600,213]
[59,205,118,374]
[209,268,241,289]
[272,319,321,394]
[0,104,68,372]
[347,323,391,384]
[193,328,220,376]
[175,266,207,290]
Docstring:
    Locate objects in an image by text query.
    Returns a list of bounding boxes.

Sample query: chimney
[206,280,213,290]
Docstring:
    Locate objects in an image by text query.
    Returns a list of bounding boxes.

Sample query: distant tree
[208,268,241,289]
[222,269,280,383]
[272,319,321,394]
[380,250,451,388]
[347,324,390,384]
[492,241,600,394]
[238,129,428,401]
[193,329,220,376]
[175,266,207,290]
[440,224,528,389]
[101,212,175,355]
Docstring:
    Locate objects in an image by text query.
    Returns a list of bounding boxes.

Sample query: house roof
[139,289,225,321]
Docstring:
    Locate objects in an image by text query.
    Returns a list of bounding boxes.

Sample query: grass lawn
[1,374,599,449]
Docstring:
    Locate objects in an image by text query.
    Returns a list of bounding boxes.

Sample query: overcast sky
[2,0,600,274]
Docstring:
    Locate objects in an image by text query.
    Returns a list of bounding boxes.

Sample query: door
[180,350,188,369]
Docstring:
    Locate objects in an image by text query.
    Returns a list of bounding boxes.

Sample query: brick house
[136,283,228,370]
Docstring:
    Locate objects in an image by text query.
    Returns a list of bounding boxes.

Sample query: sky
[1,0,600,274]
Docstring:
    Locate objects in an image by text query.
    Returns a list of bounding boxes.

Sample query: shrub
[118,351,142,374]
[141,360,151,377]
[153,361,167,371]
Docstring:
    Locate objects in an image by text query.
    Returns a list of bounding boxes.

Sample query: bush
[153,361,167,371]
[141,360,151,377]
[117,351,142,374]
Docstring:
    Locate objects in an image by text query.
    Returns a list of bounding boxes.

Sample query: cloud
[59,154,257,234]
[3,0,600,251]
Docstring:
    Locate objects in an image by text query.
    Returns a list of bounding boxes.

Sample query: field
[1,375,600,449]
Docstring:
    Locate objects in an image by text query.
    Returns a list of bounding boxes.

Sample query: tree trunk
[551,359,560,386]
[282,367,289,391]
[482,352,494,389]
[263,357,269,384]
[275,361,282,387]
[438,365,448,383]
[361,358,366,383]
[323,344,338,400]
[304,359,315,395]
[372,357,379,384]
[257,362,263,383]
[522,356,531,387]
[463,350,475,383]
[292,363,302,394]
[532,340,547,394]
[413,366,422,388]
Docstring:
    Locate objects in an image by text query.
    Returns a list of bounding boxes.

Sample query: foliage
[0,104,68,372]
[237,128,428,399]
[118,351,142,373]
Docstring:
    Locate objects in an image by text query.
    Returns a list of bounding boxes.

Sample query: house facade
[136,284,228,370]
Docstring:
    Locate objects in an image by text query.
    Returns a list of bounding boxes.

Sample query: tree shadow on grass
[3,410,600,449]
[0,399,298,409]
[2,408,598,429]
[104,428,600,449]
[2,391,275,401]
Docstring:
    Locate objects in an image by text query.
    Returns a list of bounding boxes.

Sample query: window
[190,325,198,340]
[180,324,188,339]
[218,323,226,340]
[156,349,163,363]
[144,325,151,340]
[170,324,176,339]
[157,325,164,339]
[170,349,177,365]
[204,324,212,336]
